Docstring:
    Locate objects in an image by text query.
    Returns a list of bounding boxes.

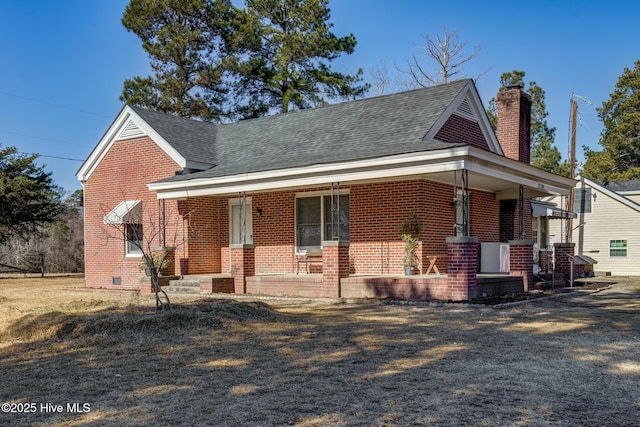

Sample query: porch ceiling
[149,145,576,200]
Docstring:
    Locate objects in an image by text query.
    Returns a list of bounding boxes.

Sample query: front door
[230,199,253,244]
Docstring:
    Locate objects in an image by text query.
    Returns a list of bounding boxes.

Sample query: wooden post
[39,253,45,277]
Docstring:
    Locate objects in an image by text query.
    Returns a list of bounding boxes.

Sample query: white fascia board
[149,147,472,198]
[583,177,640,213]
[466,149,575,197]
[150,145,576,199]
[424,81,503,156]
[76,106,188,182]
[153,159,467,199]
[464,154,575,197]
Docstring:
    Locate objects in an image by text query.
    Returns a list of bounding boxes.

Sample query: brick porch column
[322,240,350,298]
[554,243,575,278]
[231,244,255,294]
[446,236,478,301]
[509,239,534,291]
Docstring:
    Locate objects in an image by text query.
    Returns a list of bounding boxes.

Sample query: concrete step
[169,279,200,287]
[163,285,201,294]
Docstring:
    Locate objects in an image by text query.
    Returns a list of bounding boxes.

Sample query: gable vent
[117,119,145,140]
[455,97,476,121]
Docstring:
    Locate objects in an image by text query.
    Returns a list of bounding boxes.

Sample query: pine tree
[121,0,368,120]
[583,60,640,182]
[121,0,233,121]
[229,0,369,116]
[0,146,62,243]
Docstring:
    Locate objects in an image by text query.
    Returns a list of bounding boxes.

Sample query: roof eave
[149,145,576,200]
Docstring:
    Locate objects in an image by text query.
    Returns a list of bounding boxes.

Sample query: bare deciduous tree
[102,200,197,313]
[401,26,483,88]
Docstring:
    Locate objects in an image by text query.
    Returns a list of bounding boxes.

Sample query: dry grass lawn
[0,275,639,426]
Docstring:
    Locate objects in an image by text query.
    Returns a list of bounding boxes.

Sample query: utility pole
[566,96,578,243]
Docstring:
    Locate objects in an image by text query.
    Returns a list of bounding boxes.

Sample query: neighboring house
[77,79,575,301]
[530,199,577,274]
[547,178,640,276]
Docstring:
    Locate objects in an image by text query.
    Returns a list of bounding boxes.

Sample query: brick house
[77,79,575,301]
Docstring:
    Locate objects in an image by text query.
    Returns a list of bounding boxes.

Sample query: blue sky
[1,0,638,192]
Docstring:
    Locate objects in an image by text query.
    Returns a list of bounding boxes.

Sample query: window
[296,194,349,250]
[609,240,627,257]
[126,223,143,255]
[573,187,592,213]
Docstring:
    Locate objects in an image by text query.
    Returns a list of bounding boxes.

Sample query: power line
[0,129,86,147]
[17,152,84,162]
[0,90,110,118]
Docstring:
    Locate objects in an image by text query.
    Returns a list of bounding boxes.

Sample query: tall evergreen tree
[583,60,640,182]
[0,146,62,243]
[487,70,569,176]
[121,0,367,120]
[229,0,369,116]
[121,0,233,121]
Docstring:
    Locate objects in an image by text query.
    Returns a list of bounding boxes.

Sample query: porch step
[163,279,200,295]
[163,275,234,295]
[163,284,201,294]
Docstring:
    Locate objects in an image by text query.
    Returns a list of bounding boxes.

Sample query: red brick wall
[509,240,534,291]
[83,136,183,289]
[497,88,532,164]
[554,243,575,276]
[86,144,503,289]
[435,114,490,150]
[350,180,499,275]
[251,191,296,273]
[446,238,478,300]
[177,197,225,274]
[190,181,499,278]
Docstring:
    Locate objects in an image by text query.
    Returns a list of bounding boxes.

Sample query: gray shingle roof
[600,179,640,192]
[130,106,218,165]
[139,79,471,182]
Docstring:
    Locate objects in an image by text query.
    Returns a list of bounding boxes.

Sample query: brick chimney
[497,85,532,163]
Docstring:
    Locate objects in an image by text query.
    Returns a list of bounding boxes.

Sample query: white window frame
[295,190,350,252]
[125,223,143,257]
[609,239,628,258]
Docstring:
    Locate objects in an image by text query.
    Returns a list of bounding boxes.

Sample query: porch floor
[170,272,523,301]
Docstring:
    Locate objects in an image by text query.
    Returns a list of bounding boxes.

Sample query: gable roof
[78,79,503,184]
[77,105,218,182]
[160,79,500,182]
[599,179,640,194]
[584,177,640,213]
[129,106,218,166]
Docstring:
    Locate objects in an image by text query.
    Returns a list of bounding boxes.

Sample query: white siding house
[547,178,640,276]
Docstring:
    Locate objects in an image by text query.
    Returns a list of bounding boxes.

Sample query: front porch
[161,272,524,302]
[218,237,541,301]
[246,273,516,301]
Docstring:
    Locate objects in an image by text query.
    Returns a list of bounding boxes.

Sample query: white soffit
[150,147,575,200]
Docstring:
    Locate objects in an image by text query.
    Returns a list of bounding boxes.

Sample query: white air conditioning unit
[480,243,510,273]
